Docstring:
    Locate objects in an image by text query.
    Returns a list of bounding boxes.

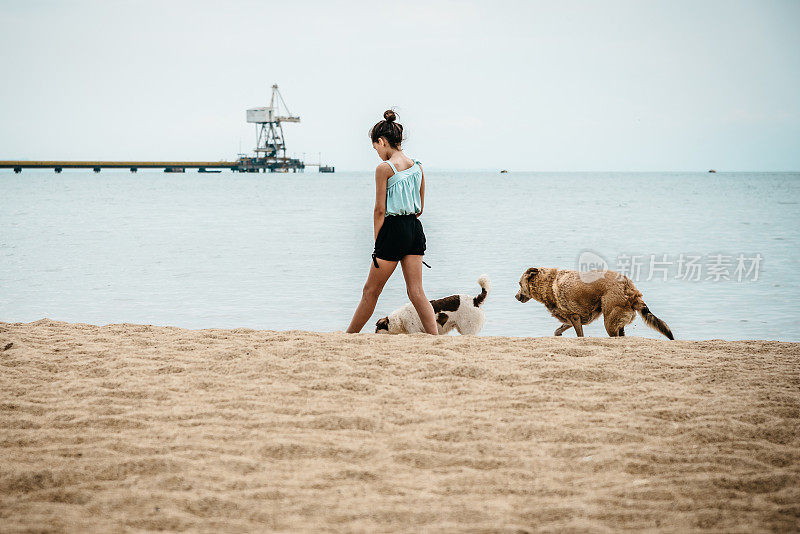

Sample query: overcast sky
[1,0,798,171]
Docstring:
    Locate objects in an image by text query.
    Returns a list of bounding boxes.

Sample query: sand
[0,319,798,533]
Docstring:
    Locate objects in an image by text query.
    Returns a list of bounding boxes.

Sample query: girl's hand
[418,164,425,218]
[374,163,391,239]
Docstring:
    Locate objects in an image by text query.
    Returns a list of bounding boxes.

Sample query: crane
[246,84,300,161]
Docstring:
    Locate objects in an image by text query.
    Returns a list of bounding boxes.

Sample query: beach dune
[1,319,798,532]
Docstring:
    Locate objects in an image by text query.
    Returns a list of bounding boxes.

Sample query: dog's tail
[473,275,491,307]
[634,300,674,340]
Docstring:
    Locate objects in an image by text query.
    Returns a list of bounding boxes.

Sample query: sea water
[1,170,798,340]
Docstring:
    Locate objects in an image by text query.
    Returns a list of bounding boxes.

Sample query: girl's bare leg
[400,255,438,335]
[346,258,398,333]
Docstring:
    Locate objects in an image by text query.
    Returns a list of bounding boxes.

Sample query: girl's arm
[374,164,390,240]
[417,164,425,218]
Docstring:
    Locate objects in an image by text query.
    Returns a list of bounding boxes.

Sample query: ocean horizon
[2,169,798,341]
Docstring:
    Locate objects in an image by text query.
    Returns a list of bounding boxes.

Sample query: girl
[346,110,438,334]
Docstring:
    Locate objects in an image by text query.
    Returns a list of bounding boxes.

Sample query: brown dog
[515,267,674,339]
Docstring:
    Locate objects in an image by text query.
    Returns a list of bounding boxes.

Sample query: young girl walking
[346,110,438,334]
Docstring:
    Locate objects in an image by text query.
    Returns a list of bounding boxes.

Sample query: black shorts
[373,214,426,264]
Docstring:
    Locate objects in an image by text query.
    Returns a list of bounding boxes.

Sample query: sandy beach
[1,319,798,532]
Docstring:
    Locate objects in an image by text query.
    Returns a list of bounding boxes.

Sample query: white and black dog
[375,275,491,335]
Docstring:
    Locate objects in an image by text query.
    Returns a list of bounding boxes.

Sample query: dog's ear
[524,268,539,294]
[525,267,539,278]
[375,317,389,331]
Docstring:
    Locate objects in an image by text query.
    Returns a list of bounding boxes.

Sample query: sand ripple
[1,319,799,532]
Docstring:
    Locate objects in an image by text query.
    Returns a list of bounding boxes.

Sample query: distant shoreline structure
[0,84,334,175]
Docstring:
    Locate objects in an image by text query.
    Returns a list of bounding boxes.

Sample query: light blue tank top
[383,159,422,216]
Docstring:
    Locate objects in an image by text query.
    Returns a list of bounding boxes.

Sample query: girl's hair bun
[369,109,404,147]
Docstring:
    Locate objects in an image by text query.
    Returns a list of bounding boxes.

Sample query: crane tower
[244,84,302,171]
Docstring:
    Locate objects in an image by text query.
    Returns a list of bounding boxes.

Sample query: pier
[1,84,333,175]
[0,157,331,174]
[0,160,238,173]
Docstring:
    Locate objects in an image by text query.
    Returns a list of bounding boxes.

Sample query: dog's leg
[554,323,572,336]
[618,327,625,336]
[568,315,584,337]
[604,308,625,337]
[457,322,482,336]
